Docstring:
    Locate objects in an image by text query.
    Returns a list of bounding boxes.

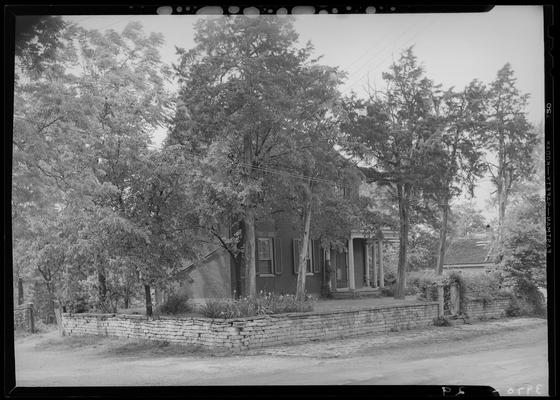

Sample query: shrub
[408,270,440,301]
[156,293,192,316]
[432,316,451,327]
[199,292,315,319]
[65,296,89,313]
[380,285,395,297]
[380,283,417,297]
[383,268,397,287]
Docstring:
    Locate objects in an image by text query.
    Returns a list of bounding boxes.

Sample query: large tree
[13,21,177,315]
[483,64,539,254]
[428,82,487,275]
[341,48,445,299]
[170,16,344,297]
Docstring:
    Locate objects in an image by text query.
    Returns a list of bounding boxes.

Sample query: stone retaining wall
[14,302,35,333]
[463,297,510,319]
[61,302,439,350]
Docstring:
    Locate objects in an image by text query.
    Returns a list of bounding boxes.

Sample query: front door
[334,249,349,289]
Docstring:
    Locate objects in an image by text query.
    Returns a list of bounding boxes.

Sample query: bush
[199,292,315,319]
[432,316,451,327]
[408,270,440,301]
[156,293,192,316]
[65,296,89,313]
[379,284,416,297]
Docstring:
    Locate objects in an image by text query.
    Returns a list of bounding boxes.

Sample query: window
[293,239,313,274]
[334,184,348,198]
[257,238,274,275]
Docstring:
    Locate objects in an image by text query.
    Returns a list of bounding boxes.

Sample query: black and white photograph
[8,4,551,395]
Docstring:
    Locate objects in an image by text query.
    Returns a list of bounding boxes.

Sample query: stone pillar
[372,240,378,288]
[437,284,445,317]
[348,236,355,290]
[378,240,384,288]
[364,240,371,287]
[450,283,460,315]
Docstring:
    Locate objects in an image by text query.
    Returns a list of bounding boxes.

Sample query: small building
[443,233,498,276]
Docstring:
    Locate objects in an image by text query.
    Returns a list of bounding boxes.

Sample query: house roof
[444,237,496,265]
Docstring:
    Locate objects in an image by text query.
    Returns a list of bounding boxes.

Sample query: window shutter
[292,239,299,274]
[312,240,321,273]
[274,237,282,275]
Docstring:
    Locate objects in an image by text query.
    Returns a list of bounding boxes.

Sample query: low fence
[14,302,35,333]
[61,302,439,350]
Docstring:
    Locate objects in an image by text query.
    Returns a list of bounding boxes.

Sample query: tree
[447,201,489,239]
[427,82,487,275]
[483,64,539,254]
[13,21,176,315]
[341,48,445,299]
[14,16,68,78]
[501,193,546,313]
[171,16,345,297]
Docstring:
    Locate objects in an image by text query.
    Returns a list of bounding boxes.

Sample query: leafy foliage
[341,47,449,298]
[156,293,192,316]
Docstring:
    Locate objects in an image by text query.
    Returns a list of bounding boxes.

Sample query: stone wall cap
[60,302,439,322]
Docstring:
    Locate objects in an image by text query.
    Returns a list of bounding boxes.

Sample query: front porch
[327,228,398,295]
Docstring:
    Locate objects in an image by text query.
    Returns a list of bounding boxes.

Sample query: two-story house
[168,169,398,302]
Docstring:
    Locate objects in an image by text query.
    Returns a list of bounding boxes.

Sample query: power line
[343,17,438,94]
[342,17,428,90]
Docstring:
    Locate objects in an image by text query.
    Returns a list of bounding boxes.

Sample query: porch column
[348,235,356,290]
[365,240,372,287]
[371,240,378,288]
[378,240,384,288]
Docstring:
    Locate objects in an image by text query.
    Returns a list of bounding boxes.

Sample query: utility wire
[342,17,429,91]
[343,17,438,94]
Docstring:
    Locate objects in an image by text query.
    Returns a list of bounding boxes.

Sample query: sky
[65,6,545,221]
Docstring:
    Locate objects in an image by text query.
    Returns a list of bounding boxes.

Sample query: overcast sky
[65,6,545,221]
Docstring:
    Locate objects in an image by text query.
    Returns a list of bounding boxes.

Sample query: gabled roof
[444,236,495,265]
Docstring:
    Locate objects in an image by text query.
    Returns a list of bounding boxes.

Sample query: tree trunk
[18,277,24,305]
[296,196,313,301]
[436,195,450,275]
[144,284,153,317]
[395,183,410,299]
[323,246,332,296]
[243,207,256,298]
[497,180,507,260]
[96,253,107,308]
[234,220,245,298]
[242,130,257,299]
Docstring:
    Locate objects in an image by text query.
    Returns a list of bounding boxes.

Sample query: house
[443,232,498,276]
[171,171,399,301]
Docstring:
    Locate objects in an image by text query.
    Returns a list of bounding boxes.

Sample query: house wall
[255,217,323,296]
[175,250,232,300]
[61,301,439,350]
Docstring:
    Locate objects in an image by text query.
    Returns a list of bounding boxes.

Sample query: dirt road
[14,318,548,395]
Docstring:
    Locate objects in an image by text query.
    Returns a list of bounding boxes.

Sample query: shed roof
[444,237,495,265]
